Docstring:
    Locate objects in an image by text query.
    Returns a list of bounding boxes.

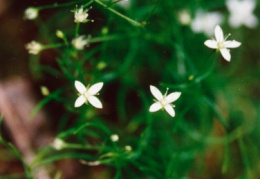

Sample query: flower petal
[164,104,175,117]
[204,40,218,49]
[150,85,163,101]
[74,95,86,108]
[224,40,241,48]
[220,48,231,62]
[149,102,162,112]
[88,82,104,95]
[166,92,181,103]
[215,25,224,42]
[78,8,83,14]
[75,81,86,94]
[88,96,103,108]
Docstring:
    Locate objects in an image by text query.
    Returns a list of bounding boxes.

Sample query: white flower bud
[110,134,119,142]
[24,7,38,20]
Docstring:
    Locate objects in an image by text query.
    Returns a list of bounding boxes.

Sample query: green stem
[180,121,253,145]
[160,52,218,90]
[222,142,230,173]
[83,0,95,8]
[194,52,217,82]
[75,23,80,37]
[89,33,137,43]
[0,138,32,178]
[42,43,64,50]
[62,143,100,150]
[94,0,143,27]
[62,36,69,47]
[238,138,250,177]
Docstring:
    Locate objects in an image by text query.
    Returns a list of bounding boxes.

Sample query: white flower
[56,30,64,39]
[25,41,42,55]
[24,7,38,20]
[149,85,181,117]
[110,134,119,142]
[226,0,258,28]
[103,0,131,9]
[74,81,103,108]
[204,25,241,62]
[117,0,131,9]
[74,6,89,23]
[52,138,64,150]
[40,86,49,96]
[178,10,191,25]
[114,0,131,9]
[72,35,89,50]
[125,145,132,152]
[191,10,223,36]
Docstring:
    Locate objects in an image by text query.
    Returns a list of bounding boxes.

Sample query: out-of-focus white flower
[103,0,131,9]
[149,85,181,117]
[204,25,241,62]
[191,10,224,36]
[24,7,38,20]
[110,134,119,142]
[226,0,258,28]
[80,160,100,166]
[74,6,90,23]
[125,145,132,152]
[56,30,64,39]
[52,138,65,150]
[74,81,103,108]
[41,86,49,96]
[117,0,131,9]
[25,41,42,55]
[178,10,191,25]
[72,35,89,50]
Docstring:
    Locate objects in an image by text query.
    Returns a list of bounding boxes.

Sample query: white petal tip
[74,95,86,108]
[149,102,162,112]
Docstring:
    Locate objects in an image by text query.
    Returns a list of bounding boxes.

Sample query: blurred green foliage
[1,0,260,178]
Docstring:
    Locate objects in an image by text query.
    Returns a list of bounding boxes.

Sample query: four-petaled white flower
[24,7,38,20]
[226,0,258,28]
[74,6,89,23]
[204,25,241,62]
[74,81,103,108]
[25,41,42,55]
[72,35,89,50]
[149,85,181,117]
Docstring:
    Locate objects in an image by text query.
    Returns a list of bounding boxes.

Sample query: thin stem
[42,43,64,50]
[59,34,69,47]
[195,51,217,82]
[222,142,230,173]
[145,0,162,23]
[238,138,250,177]
[89,33,137,43]
[75,23,80,37]
[62,143,100,150]
[0,138,32,178]
[160,52,218,90]
[83,0,95,8]
[180,121,253,145]
[94,0,143,27]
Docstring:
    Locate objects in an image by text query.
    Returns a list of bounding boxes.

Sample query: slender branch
[94,0,143,27]
[89,33,137,43]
